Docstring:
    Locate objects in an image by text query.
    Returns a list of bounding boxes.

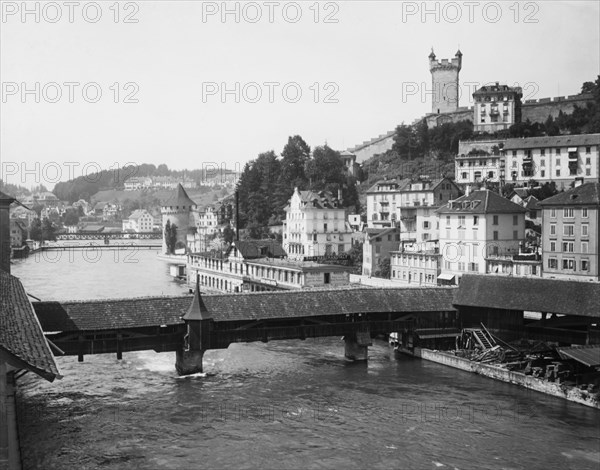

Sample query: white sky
[1,0,599,188]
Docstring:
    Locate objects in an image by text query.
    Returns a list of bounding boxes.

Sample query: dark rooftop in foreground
[0,271,60,381]
[454,274,600,318]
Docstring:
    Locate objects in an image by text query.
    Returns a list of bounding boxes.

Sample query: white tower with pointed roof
[161,184,197,254]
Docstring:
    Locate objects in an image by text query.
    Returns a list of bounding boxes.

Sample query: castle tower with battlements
[429,48,462,115]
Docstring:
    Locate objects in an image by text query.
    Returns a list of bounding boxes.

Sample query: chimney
[574,177,584,188]
[465,185,471,197]
[0,191,16,274]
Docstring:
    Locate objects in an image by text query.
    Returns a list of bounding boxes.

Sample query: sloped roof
[0,191,16,204]
[32,287,457,332]
[298,190,340,209]
[229,240,287,259]
[162,184,197,207]
[129,209,152,220]
[437,190,526,214]
[365,227,398,241]
[0,271,60,381]
[538,182,600,207]
[503,133,600,151]
[366,178,411,193]
[523,195,542,210]
[453,274,600,318]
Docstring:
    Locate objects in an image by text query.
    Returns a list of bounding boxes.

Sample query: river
[10,251,600,470]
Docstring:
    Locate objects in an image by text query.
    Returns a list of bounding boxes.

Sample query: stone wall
[521,94,593,123]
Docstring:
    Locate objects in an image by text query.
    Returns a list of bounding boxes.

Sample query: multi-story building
[539,182,599,282]
[455,140,505,186]
[390,241,441,286]
[365,178,409,228]
[188,239,350,293]
[504,134,599,189]
[437,189,526,284]
[473,83,522,133]
[362,227,400,276]
[124,177,152,191]
[457,134,600,189]
[283,188,353,260]
[366,177,460,233]
[122,209,154,233]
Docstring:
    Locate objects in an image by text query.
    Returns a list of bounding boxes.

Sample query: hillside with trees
[236,136,360,237]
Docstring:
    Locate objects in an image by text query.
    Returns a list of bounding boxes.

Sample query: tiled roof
[437,190,526,214]
[523,196,542,210]
[162,184,197,207]
[33,287,457,332]
[503,133,600,150]
[0,271,60,381]
[453,274,600,318]
[229,240,287,259]
[538,182,600,206]
[129,209,152,220]
[297,190,341,209]
[366,178,411,193]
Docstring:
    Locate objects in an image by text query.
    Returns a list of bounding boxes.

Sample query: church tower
[429,48,462,114]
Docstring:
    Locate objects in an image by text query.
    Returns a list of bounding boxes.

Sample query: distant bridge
[41,244,160,251]
[56,232,161,240]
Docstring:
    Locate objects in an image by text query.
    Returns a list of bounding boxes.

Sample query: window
[473,216,479,225]
[556,169,560,177]
[444,260,451,270]
[586,157,591,165]
[581,259,589,271]
[581,241,588,254]
[562,259,575,270]
[582,208,588,218]
[586,169,591,176]
[551,209,556,218]
[472,244,478,257]
[548,258,558,269]
[512,151,517,157]
[563,224,574,237]
[556,148,561,155]
[324,273,330,284]
[493,215,499,225]
[468,262,478,272]
[513,230,518,240]
[446,216,451,227]
[513,215,518,225]
[586,146,591,153]
[541,170,545,177]
[423,221,430,229]
[556,158,560,166]
[550,241,556,252]
[582,224,589,237]
[462,172,468,179]
[540,160,545,167]
[541,149,545,156]
[458,262,465,271]
[324,223,328,231]
[458,216,466,226]
[562,241,574,253]
[375,245,381,254]
[493,231,498,240]
[563,208,574,218]
[339,244,345,253]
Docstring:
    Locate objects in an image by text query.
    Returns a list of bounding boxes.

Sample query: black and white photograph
[1,1,599,469]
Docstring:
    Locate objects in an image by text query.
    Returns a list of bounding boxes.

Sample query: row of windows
[549,223,589,237]
[549,241,589,253]
[547,258,590,272]
[550,208,589,218]
[392,270,437,284]
[446,215,518,226]
[512,147,594,156]
[443,260,480,272]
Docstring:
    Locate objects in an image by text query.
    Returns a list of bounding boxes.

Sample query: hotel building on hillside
[457,133,600,189]
[283,188,353,260]
[436,189,526,285]
[539,182,600,282]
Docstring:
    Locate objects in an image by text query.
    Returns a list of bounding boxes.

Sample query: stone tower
[429,48,462,114]
[161,184,196,254]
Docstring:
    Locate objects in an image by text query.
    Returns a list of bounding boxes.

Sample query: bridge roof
[454,275,600,318]
[33,287,457,332]
[0,271,60,381]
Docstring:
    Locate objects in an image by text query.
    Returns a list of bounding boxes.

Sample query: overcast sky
[1,0,599,188]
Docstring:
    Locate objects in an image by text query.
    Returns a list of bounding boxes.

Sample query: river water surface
[10,250,600,470]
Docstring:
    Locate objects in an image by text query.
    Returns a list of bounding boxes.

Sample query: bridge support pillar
[175,348,204,375]
[344,331,372,361]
